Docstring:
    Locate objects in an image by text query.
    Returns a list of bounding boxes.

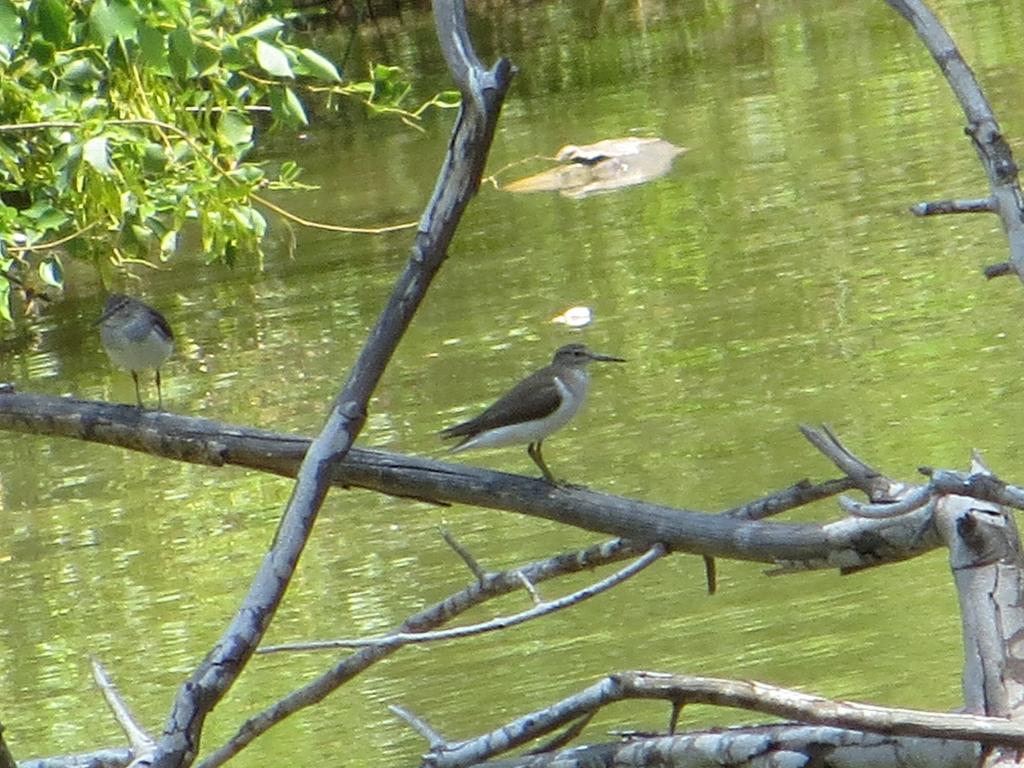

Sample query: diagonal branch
[91,658,155,759]
[195,539,647,768]
[884,0,1024,283]
[420,671,1024,768]
[257,544,666,653]
[148,2,515,766]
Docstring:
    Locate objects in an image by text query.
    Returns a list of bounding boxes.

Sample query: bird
[440,343,625,482]
[95,293,174,409]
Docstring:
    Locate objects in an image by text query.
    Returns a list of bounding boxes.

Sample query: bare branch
[885,0,1024,283]
[840,485,934,518]
[515,572,542,605]
[16,749,133,768]
[148,1,515,764]
[0,396,943,571]
[389,705,446,750]
[91,658,155,758]
[423,672,1024,767]
[439,527,486,581]
[718,477,856,520]
[196,539,648,768]
[799,424,899,500]
[527,713,594,755]
[259,545,666,652]
[910,197,997,215]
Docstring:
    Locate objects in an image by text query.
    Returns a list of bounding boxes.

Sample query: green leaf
[83,136,113,175]
[168,25,194,79]
[160,229,177,257]
[62,58,103,88]
[238,17,283,39]
[38,256,63,288]
[218,112,253,148]
[34,0,70,46]
[22,203,68,230]
[297,48,341,83]
[372,63,400,83]
[141,142,167,173]
[130,224,152,246]
[89,0,140,47]
[279,160,300,183]
[255,39,293,79]
[27,38,55,66]
[153,0,188,24]
[281,87,307,125]
[434,90,462,108]
[0,278,10,322]
[138,25,169,73]
[0,0,22,50]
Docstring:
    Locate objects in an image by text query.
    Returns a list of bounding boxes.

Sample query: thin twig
[516,571,542,605]
[840,485,933,518]
[390,705,447,749]
[258,545,665,652]
[799,424,898,501]
[91,657,155,757]
[527,712,594,754]
[0,119,415,240]
[6,222,99,254]
[197,541,646,767]
[440,527,486,580]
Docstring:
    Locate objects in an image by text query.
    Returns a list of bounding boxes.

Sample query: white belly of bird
[101,326,173,372]
[454,373,587,451]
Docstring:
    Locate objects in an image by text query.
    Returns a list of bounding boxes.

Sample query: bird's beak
[590,352,626,363]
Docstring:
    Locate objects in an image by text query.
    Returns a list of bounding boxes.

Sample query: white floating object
[551,306,593,328]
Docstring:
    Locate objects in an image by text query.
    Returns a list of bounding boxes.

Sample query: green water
[3,0,1024,763]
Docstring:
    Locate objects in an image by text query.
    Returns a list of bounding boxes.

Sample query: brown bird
[441,343,625,482]
[95,294,174,408]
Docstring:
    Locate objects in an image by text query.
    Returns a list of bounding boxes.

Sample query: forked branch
[884,0,1024,282]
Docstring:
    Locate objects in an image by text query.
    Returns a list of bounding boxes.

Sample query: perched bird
[440,343,625,482]
[95,293,174,409]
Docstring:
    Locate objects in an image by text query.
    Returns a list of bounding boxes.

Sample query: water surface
[2,0,1023,764]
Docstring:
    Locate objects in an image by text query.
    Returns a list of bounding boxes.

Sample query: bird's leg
[155,369,163,410]
[131,370,143,408]
[527,441,556,483]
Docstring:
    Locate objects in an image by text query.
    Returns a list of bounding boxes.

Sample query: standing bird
[95,293,174,409]
[440,343,625,482]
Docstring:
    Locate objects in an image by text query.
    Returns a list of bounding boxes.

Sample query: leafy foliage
[0,0,459,312]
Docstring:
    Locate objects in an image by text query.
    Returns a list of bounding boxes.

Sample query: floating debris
[505,138,687,199]
[551,306,593,328]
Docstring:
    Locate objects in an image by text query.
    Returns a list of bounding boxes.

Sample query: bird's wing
[440,368,562,439]
[149,308,175,341]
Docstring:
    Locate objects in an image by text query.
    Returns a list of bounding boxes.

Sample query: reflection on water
[0,0,1020,763]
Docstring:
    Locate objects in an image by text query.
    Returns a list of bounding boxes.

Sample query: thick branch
[911,197,997,216]
[885,0,1024,283]
[422,671,1024,768]
[148,2,514,765]
[0,393,948,569]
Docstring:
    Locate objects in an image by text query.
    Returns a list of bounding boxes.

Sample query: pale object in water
[505,137,687,199]
[551,306,593,328]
